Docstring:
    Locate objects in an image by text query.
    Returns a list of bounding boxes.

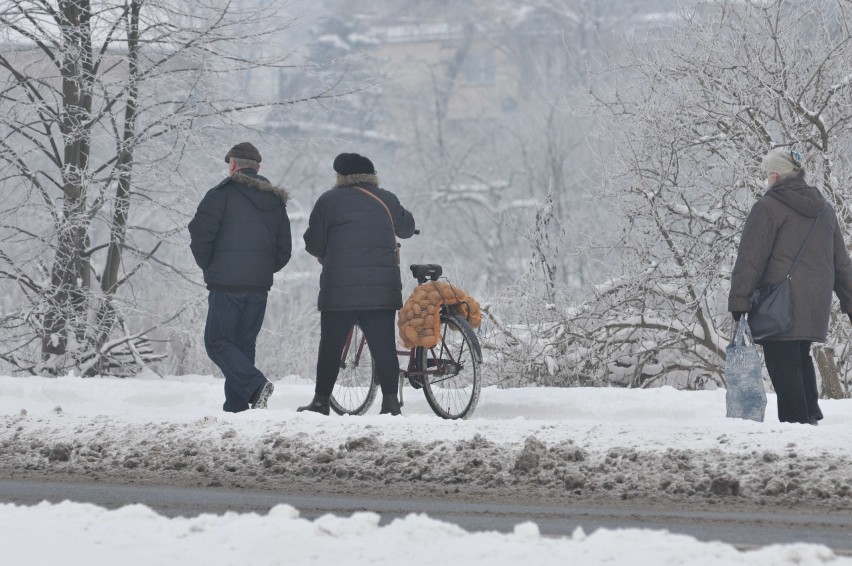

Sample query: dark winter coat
[189,169,291,291]
[304,174,416,311]
[729,175,852,342]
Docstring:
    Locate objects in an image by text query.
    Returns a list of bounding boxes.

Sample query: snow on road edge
[2,376,851,508]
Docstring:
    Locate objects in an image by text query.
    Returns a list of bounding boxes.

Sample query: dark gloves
[732,312,746,322]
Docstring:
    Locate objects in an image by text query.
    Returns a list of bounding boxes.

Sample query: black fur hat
[333,153,375,175]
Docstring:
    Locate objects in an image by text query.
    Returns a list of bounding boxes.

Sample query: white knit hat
[762,148,803,177]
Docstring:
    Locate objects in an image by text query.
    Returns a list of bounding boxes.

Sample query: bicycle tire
[330,325,379,415]
[420,313,482,419]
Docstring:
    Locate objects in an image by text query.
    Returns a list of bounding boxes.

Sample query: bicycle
[329,263,483,419]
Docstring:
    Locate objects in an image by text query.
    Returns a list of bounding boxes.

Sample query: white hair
[230,157,259,170]
[762,148,803,180]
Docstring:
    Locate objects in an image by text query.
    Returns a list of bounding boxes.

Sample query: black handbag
[748,278,792,340]
[748,215,819,340]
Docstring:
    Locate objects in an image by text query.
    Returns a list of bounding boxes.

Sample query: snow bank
[1,500,848,566]
[1,375,851,507]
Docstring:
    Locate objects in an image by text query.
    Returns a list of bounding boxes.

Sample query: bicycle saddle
[410,264,442,282]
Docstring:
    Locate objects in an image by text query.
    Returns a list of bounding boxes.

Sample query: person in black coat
[189,142,291,413]
[299,153,415,416]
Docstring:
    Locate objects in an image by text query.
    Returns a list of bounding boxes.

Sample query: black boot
[297,394,330,416]
[379,394,401,416]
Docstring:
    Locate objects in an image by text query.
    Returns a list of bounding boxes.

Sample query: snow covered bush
[583,0,852,394]
[486,0,852,395]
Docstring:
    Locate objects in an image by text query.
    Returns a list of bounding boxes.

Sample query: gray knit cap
[762,148,803,178]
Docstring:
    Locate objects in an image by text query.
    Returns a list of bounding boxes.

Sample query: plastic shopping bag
[724,319,767,422]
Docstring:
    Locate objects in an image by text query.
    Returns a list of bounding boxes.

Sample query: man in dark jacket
[189,142,291,413]
[299,152,415,416]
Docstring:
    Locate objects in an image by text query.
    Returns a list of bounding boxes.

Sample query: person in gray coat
[729,148,852,424]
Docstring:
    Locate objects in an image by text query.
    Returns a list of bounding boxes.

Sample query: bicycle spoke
[330,325,378,415]
[421,315,480,419]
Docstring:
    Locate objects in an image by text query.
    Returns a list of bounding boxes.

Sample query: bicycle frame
[339,330,435,380]
[401,320,467,380]
[341,326,369,370]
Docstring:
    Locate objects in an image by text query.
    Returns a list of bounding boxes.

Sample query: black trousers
[315,309,399,397]
[761,340,823,424]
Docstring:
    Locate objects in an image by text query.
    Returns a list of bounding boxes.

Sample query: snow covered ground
[1,373,851,565]
[2,500,848,566]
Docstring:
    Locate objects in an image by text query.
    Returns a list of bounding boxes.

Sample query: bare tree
[0,0,355,376]
[571,0,852,394]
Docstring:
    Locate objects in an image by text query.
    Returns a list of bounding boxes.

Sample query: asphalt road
[2,479,850,554]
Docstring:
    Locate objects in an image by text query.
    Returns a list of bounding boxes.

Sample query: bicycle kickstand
[398,372,405,407]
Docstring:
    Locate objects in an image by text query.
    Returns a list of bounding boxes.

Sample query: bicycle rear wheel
[421,313,482,419]
[330,324,378,415]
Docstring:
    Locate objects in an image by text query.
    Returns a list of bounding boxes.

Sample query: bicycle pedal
[408,375,424,390]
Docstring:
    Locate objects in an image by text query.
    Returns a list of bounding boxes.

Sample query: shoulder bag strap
[351,186,400,264]
[787,210,822,278]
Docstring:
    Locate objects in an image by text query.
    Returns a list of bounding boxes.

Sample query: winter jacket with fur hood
[729,174,852,342]
[189,169,291,291]
[304,174,415,311]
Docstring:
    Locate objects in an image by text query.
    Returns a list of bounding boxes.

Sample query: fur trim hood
[333,173,380,189]
[232,171,289,204]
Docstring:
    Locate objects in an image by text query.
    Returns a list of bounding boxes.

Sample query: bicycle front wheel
[420,313,482,419]
[330,324,378,415]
